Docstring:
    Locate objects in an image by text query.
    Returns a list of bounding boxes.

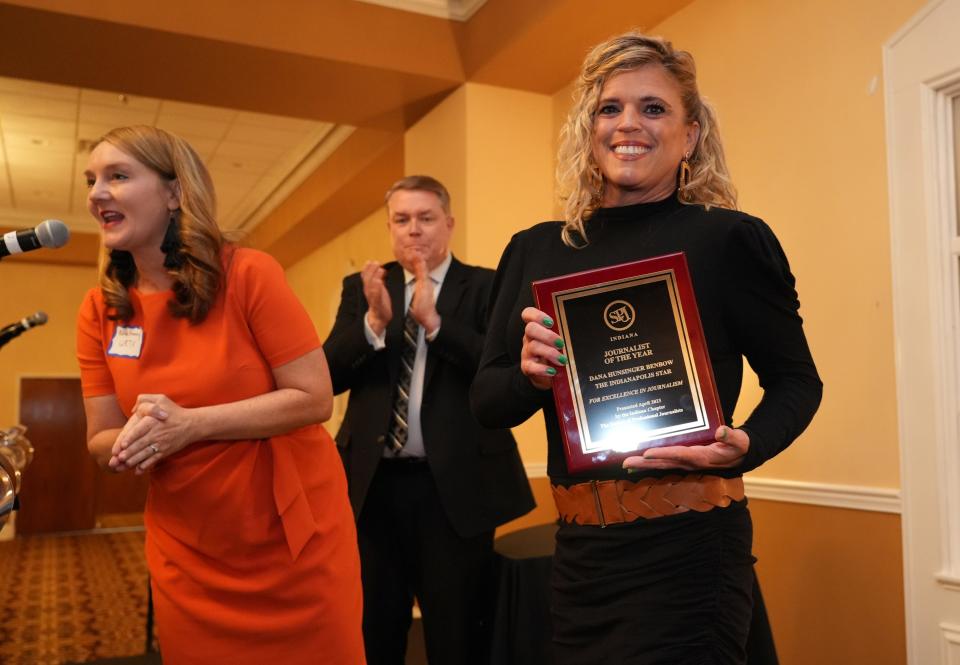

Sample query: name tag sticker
[108,326,144,358]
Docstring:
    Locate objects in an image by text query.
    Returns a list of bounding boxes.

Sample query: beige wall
[285,206,394,344]
[461,83,555,268]
[544,0,918,489]
[523,4,921,663]
[461,83,555,465]
[0,4,924,658]
[0,0,921,492]
[403,82,556,270]
[638,0,927,488]
[289,81,557,465]
[0,261,98,428]
[285,206,395,431]
[0,0,922,492]
[255,4,927,660]
[290,0,925,490]
[751,499,905,665]
[404,86,469,262]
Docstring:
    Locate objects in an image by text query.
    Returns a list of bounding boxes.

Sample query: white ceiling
[0,75,350,236]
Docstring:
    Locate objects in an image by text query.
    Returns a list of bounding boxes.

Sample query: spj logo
[603,300,635,331]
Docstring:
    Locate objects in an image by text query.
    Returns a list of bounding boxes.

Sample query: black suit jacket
[323,256,535,538]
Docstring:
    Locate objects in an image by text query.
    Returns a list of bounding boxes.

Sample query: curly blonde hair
[556,31,737,247]
[95,126,225,323]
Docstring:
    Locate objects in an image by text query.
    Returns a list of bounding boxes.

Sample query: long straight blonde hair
[556,32,738,247]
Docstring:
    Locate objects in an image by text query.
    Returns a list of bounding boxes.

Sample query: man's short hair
[384,175,451,214]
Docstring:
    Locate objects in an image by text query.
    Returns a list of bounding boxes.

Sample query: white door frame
[885,1,960,662]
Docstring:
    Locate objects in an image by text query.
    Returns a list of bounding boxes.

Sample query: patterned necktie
[386,305,420,452]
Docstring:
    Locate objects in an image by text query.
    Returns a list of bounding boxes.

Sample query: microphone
[0,220,70,259]
[0,311,48,349]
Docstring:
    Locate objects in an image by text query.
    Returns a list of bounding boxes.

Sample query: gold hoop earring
[679,154,692,190]
[590,166,605,202]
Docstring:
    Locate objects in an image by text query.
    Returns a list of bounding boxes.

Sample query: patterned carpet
[0,529,152,665]
[0,525,435,665]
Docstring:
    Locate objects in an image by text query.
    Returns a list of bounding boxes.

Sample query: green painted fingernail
[557,355,568,365]
[545,367,557,376]
[625,467,639,474]
[543,316,554,327]
[554,338,565,349]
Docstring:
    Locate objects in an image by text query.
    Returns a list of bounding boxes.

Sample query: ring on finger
[149,444,160,455]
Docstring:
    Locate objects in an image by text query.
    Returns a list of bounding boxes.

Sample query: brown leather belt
[552,474,745,527]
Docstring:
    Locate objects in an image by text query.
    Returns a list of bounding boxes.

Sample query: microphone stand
[0,328,23,350]
[0,334,18,350]
[0,313,48,350]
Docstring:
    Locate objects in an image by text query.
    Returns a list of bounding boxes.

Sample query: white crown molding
[522,463,901,514]
[352,0,486,21]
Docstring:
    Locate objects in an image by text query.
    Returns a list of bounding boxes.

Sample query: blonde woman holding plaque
[471,33,821,665]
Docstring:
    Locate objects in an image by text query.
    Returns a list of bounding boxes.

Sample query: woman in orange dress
[76,125,365,665]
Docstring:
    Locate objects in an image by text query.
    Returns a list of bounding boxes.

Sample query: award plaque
[532,253,723,473]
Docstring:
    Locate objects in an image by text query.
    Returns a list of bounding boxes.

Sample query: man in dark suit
[323,175,534,665]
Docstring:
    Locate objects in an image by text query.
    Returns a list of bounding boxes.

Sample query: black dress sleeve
[723,217,823,472]
[470,232,551,428]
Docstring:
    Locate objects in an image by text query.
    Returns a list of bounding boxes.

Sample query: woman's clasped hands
[110,394,196,474]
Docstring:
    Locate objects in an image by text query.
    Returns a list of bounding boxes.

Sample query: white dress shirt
[364,253,452,458]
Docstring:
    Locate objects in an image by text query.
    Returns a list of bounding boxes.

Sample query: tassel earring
[679,153,692,190]
[161,209,185,270]
[108,250,136,286]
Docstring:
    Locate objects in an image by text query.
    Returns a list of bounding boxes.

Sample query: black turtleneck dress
[471,195,821,664]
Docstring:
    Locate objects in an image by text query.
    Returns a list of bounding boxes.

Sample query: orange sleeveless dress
[77,248,365,664]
